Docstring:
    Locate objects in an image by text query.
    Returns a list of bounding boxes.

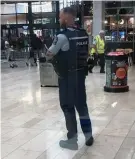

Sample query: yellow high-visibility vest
[94,35,105,54]
[90,48,96,55]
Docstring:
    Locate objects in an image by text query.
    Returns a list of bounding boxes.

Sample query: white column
[92,1,105,37]
[133,7,135,62]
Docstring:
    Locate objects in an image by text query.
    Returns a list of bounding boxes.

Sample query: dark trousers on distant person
[88,54,98,73]
[58,69,92,141]
[98,54,105,72]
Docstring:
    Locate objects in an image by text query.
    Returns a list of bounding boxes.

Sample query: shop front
[104,1,135,63]
[1,1,60,38]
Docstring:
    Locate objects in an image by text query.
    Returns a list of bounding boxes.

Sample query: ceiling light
[119,19,124,25]
[112,23,115,26]
[104,20,108,24]
[129,17,134,24]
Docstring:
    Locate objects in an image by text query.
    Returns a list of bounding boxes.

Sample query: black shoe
[14,64,18,68]
[9,58,12,61]
[89,69,93,73]
[85,136,94,146]
[59,139,78,150]
[100,70,105,73]
[10,64,14,68]
[26,62,29,66]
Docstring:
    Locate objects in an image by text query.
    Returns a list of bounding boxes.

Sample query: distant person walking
[91,30,106,73]
[26,34,43,66]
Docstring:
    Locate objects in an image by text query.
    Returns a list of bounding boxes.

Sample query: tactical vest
[51,28,89,77]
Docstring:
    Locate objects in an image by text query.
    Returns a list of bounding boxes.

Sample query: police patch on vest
[76,41,88,46]
[53,36,58,45]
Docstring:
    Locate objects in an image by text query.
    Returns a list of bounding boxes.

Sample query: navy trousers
[58,69,92,141]
[98,54,105,72]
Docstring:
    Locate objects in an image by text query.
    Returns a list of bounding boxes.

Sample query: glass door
[2,29,9,38]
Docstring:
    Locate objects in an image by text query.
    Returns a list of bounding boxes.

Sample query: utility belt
[68,68,84,72]
[53,64,88,77]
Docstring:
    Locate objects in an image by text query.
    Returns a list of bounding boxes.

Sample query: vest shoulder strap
[56,29,68,36]
[96,35,100,41]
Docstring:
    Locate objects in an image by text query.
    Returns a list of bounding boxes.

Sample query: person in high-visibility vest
[92,30,105,73]
[87,45,95,73]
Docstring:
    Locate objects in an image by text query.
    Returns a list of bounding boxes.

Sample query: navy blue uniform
[47,27,92,141]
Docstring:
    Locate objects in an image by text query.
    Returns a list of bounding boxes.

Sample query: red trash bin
[104,52,129,93]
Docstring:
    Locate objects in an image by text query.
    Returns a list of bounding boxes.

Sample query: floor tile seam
[86,103,117,136]
[9,114,42,126]
[97,104,124,134]
[2,149,44,159]
[2,128,44,144]
[2,130,45,159]
[89,104,108,118]
[2,112,25,122]
[130,121,135,131]
[19,117,47,128]
[28,119,64,130]
[2,127,45,144]
[1,124,32,130]
[4,127,66,156]
[1,104,23,112]
[114,148,135,159]
[35,136,64,159]
[113,120,135,159]
[72,134,101,159]
[132,152,135,159]
[1,128,17,137]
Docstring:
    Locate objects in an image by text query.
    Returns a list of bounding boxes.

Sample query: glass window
[59,0,64,10]
[16,3,28,13]
[32,4,42,13]
[34,19,42,24]
[1,14,16,24]
[42,18,56,24]
[1,4,16,14]
[105,9,117,15]
[60,3,63,10]
[51,1,56,12]
[121,2,134,7]
[32,2,41,5]
[33,13,42,24]
[32,2,54,13]
[41,2,53,12]
[17,14,27,24]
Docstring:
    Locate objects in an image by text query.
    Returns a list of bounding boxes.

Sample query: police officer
[91,30,105,73]
[46,7,94,150]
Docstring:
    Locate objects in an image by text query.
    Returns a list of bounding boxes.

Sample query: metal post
[15,3,18,37]
[81,1,84,28]
[133,7,135,63]
[56,1,60,31]
[28,2,33,36]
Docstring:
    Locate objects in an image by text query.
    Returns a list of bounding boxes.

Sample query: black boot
[59,139,78,150]
[100,70,105,73]
[85,136,94,146]
[100,66,105,73]
[89,69,93,73]
[88,66,93,73]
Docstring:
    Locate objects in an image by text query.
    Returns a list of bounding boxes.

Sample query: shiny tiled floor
[1,63,135,159]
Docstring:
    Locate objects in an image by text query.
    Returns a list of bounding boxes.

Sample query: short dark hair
[62,7,77,17]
